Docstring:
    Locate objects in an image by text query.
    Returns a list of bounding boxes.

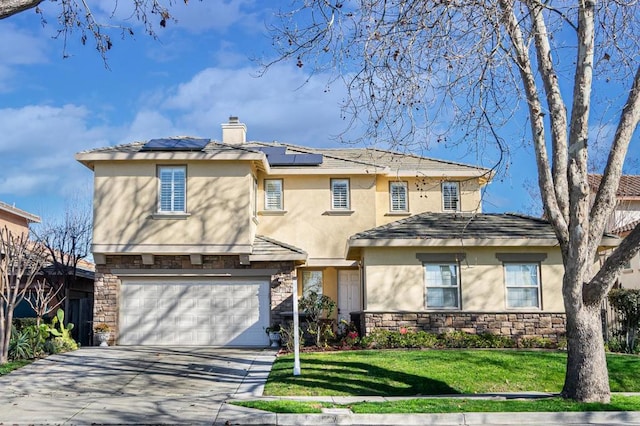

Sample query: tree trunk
[562,300,610,402]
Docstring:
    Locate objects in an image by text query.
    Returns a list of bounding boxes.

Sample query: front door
[338,269,361,324]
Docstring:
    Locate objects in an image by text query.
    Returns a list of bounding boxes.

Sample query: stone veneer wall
[94,255,295,345]
[354,311,566,342]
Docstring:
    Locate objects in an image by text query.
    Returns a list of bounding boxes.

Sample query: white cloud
[0,104,108,199]
[158,63,350,146]
[0,22,49,90]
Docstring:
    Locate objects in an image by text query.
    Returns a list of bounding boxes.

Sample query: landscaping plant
[298,291,336,347]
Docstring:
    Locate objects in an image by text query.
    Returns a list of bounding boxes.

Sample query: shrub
[12,317,38,332]
[298,292,336,347]
[8,324,49,360]
[608,288,640,354]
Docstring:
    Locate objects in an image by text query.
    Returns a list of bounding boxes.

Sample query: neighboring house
[0,200,40,236]
[76,117,604,346]
[589,174,640,290]
[0,201,94,346]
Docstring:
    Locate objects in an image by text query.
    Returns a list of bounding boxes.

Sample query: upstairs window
[158,166,186,213]
[264,179,283,210]
[390,181,408,212]
[331,179,350,210]
[442,181,460,212]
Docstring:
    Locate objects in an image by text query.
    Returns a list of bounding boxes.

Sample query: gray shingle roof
[77,138,489,176]
[349,213,560,242]
[251,235,307,261]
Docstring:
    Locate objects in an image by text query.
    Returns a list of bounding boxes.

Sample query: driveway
[0,346,276,425]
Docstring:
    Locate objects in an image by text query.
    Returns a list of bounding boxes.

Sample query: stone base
[352,311,566,342]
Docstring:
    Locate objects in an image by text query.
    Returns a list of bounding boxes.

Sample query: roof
[350,213,559,241]
[346,212,620,258]
[612,218,640,236]
[76,138,491,178]
[588,174,640,199]
[250,235,307,262]
[0,201,41,223]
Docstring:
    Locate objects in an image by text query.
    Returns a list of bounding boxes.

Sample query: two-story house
[76,117,587,346]
[589,174,640,290]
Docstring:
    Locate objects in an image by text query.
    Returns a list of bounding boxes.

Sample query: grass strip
[233,395,640,414]
[0,359,32,376]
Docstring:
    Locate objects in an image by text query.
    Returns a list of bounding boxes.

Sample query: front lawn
[264,349,640,396]
[0,359,32,376]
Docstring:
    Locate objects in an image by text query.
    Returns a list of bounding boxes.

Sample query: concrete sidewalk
[216,394,640,425]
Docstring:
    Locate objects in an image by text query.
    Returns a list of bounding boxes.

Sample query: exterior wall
[354,311,566,342]
[93,255,295,345]
[93,161,255,254]
[619,252,640,289]
[256,174,378,259]
[362,246,565,313]
[374,176,483,226]
[0,209,31,237]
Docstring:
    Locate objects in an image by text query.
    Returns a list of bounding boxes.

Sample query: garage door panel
[119,279,270,346]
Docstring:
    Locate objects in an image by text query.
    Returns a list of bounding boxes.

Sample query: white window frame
[442,181,460,212]
[424,263,460,309]
[302,270,323,296]
[158,166,186,213]
[331,178,350,210]
[504,263,541,309]
[264,179,284,210]
[390,181,408,212]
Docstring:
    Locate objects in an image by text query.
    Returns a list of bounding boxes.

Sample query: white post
[292,277,301,376]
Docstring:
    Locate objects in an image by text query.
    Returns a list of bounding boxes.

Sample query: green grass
[264,349,640,396]
[233,395,640,414]
[0,359,32,375]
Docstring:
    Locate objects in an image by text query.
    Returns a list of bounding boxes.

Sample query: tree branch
[499,0,569,250]
[589,65,640,256]
[585,223,640,304]
[0,0,43,19]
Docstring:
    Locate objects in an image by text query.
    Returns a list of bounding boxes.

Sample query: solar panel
[255,146,287,156]
[141,138,210,151]
[267,153,323,166]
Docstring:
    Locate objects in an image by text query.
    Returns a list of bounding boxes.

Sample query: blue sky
[0,1,637,222]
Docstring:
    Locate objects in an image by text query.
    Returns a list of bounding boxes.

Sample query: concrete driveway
[0,346,276,425]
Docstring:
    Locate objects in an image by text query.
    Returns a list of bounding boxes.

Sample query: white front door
[338,270,361,324]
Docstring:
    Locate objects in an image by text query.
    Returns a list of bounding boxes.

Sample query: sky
[0,1,638,223]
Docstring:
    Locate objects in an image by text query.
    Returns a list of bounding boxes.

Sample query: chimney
[221,116,247,145]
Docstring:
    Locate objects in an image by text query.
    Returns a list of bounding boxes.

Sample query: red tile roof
[588,174,640,198]
[612,219,640,236]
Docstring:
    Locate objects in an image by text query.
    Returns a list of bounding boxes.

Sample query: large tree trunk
[562,291,610,402]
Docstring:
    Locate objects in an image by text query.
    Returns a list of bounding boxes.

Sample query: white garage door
[119,278,270,346]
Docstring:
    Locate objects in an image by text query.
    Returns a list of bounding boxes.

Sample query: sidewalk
[217,393,640,426]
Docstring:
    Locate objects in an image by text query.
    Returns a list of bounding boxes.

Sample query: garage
[119,278,270,346]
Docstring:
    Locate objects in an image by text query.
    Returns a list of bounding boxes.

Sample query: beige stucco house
[76,117,581,346]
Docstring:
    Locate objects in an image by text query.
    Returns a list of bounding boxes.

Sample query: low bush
[329,329,561,351]
[8,309,78,362]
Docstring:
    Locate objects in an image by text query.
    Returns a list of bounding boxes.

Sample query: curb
[215,404,640,425]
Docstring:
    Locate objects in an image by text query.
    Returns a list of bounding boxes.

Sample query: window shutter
[390,182,407,211]
[332,179,349,210]
[265,179,283,210]
[159,166,186,212]
[443,182,460,212]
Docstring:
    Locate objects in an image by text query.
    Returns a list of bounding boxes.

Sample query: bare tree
[34,201,92,318]
[267,1,640,402]
[25,279,64,326]
[0,226,47,364]
[0,0,186,58]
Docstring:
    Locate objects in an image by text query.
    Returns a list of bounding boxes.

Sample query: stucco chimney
[221,116,247,145]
